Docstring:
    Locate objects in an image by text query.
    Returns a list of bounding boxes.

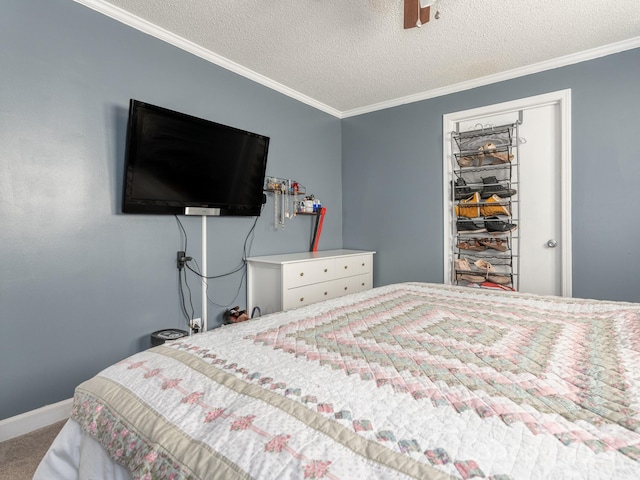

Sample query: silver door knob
[546,239,558,248]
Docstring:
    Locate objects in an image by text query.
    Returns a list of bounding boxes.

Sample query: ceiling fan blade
[420,5,431,25]
[404,0,430,29]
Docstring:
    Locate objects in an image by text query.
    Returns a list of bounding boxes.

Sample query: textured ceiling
[79,0,640,117]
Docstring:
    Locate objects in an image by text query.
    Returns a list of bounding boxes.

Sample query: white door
[443,90,572,297]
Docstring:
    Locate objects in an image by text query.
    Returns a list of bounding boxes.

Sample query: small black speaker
[150,329,188,347]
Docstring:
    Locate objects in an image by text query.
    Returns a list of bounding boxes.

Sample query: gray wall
[0,0,342,419]
[2,0,639,421]
[343,48,640,303]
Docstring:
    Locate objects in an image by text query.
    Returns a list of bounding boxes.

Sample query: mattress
[35,282,640,479]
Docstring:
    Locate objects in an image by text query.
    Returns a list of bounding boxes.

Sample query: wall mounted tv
[122,99,269,216]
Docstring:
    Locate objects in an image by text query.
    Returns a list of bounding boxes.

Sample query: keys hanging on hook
[280,183,286,229]
[274,189,279,230]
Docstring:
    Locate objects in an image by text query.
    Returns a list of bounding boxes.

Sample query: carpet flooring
[0,420,66,480]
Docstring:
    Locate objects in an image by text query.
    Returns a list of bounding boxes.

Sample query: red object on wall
[311,207,326,252]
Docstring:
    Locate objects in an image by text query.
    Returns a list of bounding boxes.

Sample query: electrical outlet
[191,317,202,331]
[177,251,186,270]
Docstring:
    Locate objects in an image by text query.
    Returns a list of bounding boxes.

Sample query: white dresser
[246,249,375,315]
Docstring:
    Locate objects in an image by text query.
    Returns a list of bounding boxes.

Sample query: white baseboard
[0,398,73,442]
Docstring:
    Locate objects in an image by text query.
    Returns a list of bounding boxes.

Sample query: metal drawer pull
[300,297,304,302]
[344,265,348,269]
[362,263,365,266]
[324,291,328,296]
[324,268,328,272]
[300,272,304,277]
[344,286,348,290]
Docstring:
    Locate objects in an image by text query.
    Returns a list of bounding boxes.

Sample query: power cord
[173,208,261,320]
[175,215,188,253]
[189,258,245,309]
[175,216,195,330]
[177,267,195,326]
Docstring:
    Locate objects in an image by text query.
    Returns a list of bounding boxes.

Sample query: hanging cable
[174,215,188,252]
[175,215,194,327]
[177,206,262,310]
[189,258,246,309]
[177,269,193,324]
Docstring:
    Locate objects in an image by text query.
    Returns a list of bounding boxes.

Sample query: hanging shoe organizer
[451,123,521,291]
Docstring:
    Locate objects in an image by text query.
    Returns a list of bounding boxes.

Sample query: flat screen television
[122,99,269,216]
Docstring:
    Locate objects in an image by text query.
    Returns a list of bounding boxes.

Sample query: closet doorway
[442,90,572,297]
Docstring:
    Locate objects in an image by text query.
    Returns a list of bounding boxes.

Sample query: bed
[35,282,640,479]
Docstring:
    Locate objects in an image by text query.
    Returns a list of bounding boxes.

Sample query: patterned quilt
[72,283,640,479]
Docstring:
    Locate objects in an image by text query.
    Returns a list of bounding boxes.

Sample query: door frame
[442,89,572,296]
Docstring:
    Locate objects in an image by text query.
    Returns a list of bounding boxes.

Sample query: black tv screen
[122,100,269,216]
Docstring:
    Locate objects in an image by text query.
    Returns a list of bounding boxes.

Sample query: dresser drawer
[283,283,331,310]
[348,273,373,293]
[283,259,334,289]
[331,273,373,297]
[334,254,372,279]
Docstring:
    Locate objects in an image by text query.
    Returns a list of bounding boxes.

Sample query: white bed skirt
[34,418,130,480]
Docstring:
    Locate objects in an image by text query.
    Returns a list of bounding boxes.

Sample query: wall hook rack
[264,177,320,230]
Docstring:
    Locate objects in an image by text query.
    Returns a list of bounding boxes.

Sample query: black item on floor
[150,329,189,347]
[223,306,250,325]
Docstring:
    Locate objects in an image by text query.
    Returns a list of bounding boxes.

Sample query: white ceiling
[78,0,640,117]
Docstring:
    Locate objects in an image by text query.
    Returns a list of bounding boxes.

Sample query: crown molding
[74,1,639,120]
[340,36,640,118]
[73,0,342,118]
